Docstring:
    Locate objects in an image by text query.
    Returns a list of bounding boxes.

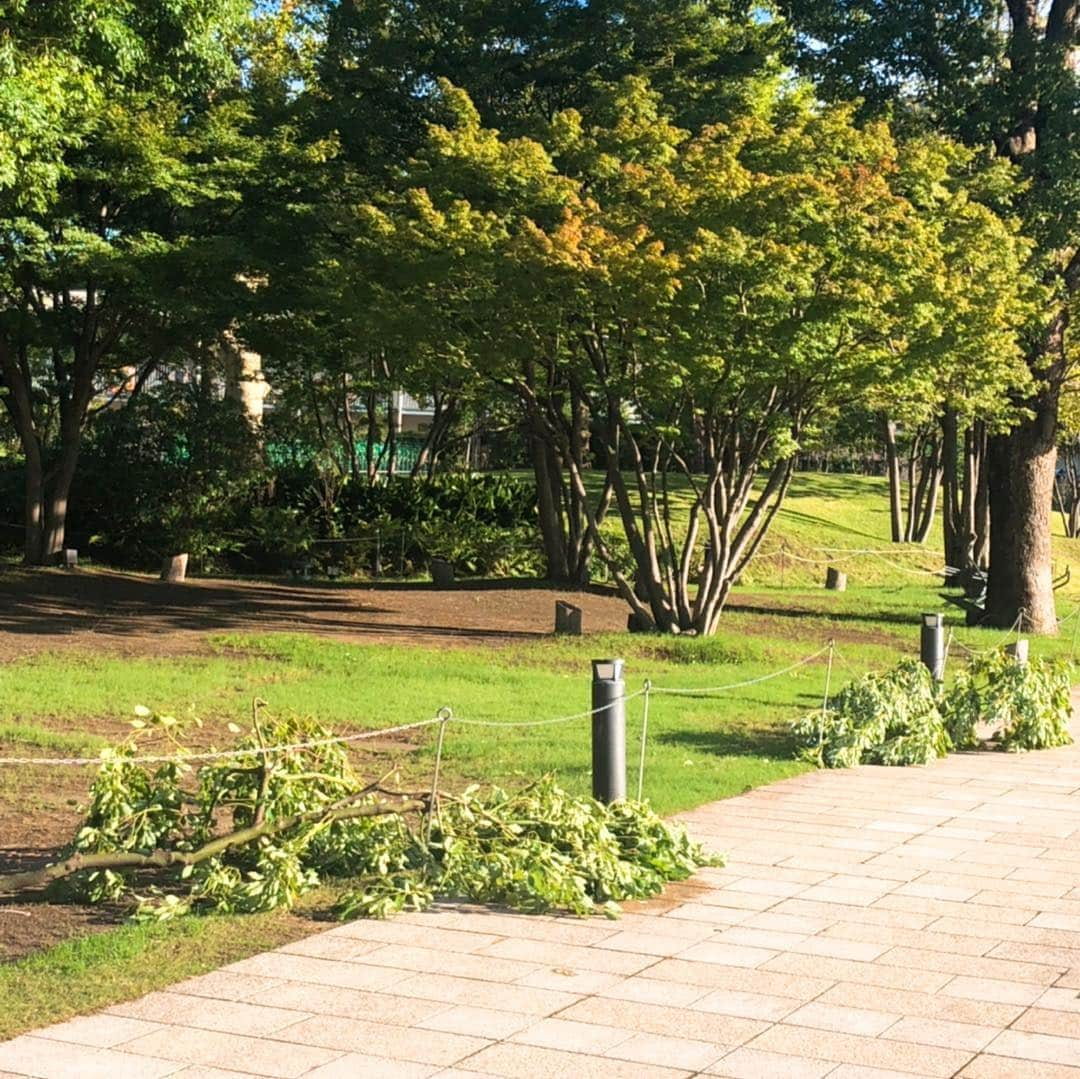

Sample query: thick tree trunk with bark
[986,388,1059,634]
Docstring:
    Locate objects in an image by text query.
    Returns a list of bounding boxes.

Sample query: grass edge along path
[0,905,318,1042]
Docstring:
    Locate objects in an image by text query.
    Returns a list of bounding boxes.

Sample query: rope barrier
[2,608,1059,777]
[951,610,1025,659]
[636,681,651,801]
[648,644,831,697]
[760,544,954,577]
[450,689,648,727]
[0,716,447,768]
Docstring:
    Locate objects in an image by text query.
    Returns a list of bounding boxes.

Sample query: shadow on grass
[655,725,802,760]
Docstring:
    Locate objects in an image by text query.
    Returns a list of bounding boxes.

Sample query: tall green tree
[779,0,1080,631]
[0,1,253,563]
[354,77,1031,631]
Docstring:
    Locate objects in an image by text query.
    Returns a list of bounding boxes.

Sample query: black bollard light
[920,612,945,681]
[591,659,627,803]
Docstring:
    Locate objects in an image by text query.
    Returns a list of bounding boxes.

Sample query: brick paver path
[3,743,1080,1078]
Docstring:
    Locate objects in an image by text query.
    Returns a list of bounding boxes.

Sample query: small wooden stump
[825,566,847,591]
[555,601,582,635]
[161,553,188,582]
[61,549,78,570]
[430,558,454,588]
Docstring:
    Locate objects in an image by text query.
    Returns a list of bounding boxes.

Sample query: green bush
[71,385,266,570]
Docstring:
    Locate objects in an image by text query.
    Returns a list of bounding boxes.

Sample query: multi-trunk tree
[352,76,1031,632]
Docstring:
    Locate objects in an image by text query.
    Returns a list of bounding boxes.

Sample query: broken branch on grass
[0,794,428,896]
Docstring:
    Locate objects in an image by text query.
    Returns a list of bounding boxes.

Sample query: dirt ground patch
[0,568,634,660]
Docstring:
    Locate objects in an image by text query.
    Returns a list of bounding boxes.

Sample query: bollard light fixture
[591,659,624,682]
[591,658,627,803]
[919,612,946,681]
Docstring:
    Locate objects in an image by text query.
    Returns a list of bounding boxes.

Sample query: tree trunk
[21,443,45,564]
[941,410,964,567]
[881,415,903,543]
[530,430,570,582]
[986,392,1059,634]
[39,424,82,562]
[972,421,990,566]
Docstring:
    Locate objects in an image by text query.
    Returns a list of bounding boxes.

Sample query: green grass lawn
[2,469,1079,1033]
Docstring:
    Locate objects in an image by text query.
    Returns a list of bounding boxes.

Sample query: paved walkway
[3,743,1080,1078]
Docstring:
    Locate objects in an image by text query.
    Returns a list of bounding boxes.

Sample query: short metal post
[372,529,381,578]
[920,613,945,681]
[591,659,626,803]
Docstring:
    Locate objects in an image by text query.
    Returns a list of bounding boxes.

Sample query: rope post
[819,639,835,755]
[920,612,945,681]
[780,543,787,590]
[1071,608,1080,660]
[591,659,626,804]
[426,707,451,843]
[636,680,651,802]
[372,528,382,579]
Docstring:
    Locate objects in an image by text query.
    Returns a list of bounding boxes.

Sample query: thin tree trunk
[941,411,963,566]
[881,416,903,543]
[530,429,569,582]
[972,421,990,566]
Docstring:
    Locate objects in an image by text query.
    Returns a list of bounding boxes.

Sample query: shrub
[71,385,266,569]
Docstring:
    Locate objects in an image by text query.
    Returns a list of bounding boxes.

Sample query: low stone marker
[161,553,188,582]
[825,566,847,591]
[555,600,582,635]
[431,558,454,587]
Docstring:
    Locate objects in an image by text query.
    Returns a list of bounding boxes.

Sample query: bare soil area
[0,568,632,660]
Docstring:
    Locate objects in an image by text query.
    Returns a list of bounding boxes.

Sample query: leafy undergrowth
[793,653,1073,767]
[0,708,719,925]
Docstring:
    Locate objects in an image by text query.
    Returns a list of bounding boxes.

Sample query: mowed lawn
[2,470,1080,1036]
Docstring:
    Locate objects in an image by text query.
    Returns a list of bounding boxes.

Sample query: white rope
[0,716,446,768]
[760,545,952,577]
[648,644,831,697]
[450,689,647,727]
[951,611,1025,658]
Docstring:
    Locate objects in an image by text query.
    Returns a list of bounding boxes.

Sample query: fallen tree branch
[0,795,427,896]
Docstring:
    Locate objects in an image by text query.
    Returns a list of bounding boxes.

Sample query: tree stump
[555,601,582,635]
[1006,639,1029,665]
[825,566,847,591]
[430,558,454,588]
[161,553,188,582]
